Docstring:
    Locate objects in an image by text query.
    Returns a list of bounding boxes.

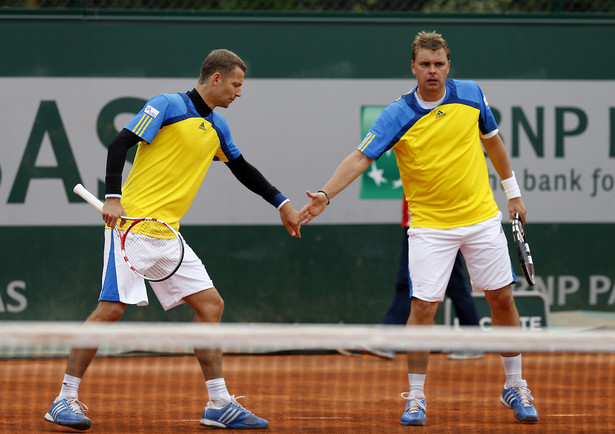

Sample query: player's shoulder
[449,79,483,99]
[384,91,416,115]
[209,110,229,128]
[144,92,185,114]
[208,110,233,136]
[147,92,180,105]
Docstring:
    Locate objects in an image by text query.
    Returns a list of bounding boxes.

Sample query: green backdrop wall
[1,12,614,322]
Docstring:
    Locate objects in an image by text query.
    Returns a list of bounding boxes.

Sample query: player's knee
[196,291,224,322]
[487,291,515,312]
[88,301,126,322]
[211,294,224,318]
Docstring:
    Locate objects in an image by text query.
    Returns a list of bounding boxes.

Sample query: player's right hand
[299,190,328,226]
[102,197,126,228]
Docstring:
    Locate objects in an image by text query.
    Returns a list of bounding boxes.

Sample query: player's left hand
[279,202,301,238]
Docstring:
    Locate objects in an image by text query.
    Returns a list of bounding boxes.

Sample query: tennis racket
[511,212,535,286]
[73,183,184,282]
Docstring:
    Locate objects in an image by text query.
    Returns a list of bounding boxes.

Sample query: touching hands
[279,202,302,238]
[298,190,329,226]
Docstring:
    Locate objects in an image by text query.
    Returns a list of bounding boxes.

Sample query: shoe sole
[401,420,426,426]
[500,397,539,423]
[200,418,268,429]
[44,413,92,430]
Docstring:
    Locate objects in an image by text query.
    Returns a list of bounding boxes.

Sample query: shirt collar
[187,88,212,117]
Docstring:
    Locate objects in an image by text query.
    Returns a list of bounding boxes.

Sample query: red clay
[1,352,613,433]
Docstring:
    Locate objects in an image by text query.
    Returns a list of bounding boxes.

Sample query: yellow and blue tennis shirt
[358,79,500,229]
[121,91,242,230]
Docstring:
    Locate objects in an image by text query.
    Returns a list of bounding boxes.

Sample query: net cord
[1,322,614,353]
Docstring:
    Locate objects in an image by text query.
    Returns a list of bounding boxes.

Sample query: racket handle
[73,183,104,213]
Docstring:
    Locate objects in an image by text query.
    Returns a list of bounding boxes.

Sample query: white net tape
[2,322,614,356]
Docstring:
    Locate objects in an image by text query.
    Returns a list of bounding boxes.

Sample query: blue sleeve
[476,85,498,135]
[358,101,409,160]
[124,94,171,143]
[209,111,242,162]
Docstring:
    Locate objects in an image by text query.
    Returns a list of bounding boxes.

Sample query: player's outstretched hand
[299,190,328,226]
[279,202,301,238]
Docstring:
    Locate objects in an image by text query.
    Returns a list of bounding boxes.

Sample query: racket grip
[73,183,104,213]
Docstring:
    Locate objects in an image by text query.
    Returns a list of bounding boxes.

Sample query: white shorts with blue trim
[100,228,214,310]
[407,212,515,302]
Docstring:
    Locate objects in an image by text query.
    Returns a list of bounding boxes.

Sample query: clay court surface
[1,351,613,433]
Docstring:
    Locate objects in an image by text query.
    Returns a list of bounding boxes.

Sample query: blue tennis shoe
[400,392,426,426]
[500,380,539,423]
[44,397,92,430]
[200,396,268,429]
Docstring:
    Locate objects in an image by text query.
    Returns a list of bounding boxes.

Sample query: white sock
[206,378,232,407]
[501,354,523,387]
[58,374,81,400]
[408,373,426,399]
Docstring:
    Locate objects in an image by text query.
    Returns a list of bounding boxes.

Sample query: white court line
[288,417,353,420]
[550,414,594,417]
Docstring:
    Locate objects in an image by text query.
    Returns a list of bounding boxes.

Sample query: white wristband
[277,198,290,210]
[501,171,521,200]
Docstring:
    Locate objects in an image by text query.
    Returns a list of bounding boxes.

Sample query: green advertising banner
[359,105,404,200]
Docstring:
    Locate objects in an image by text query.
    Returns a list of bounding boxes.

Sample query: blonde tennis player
[299,31,538,426]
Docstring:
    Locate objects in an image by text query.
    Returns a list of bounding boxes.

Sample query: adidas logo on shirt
[435,110,446,119]
[199,122,207,131]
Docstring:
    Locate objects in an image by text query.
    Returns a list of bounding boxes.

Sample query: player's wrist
[272,193,289,209]
[317,190,330,205]
[501,172,521,200]
[276,198,290,210]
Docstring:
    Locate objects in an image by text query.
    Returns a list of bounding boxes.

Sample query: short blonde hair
[412,31,450,61]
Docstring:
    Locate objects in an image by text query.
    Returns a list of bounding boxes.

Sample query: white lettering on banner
[0,281,27,313]
[0,78,614,225]
[589,275,615,305]
[459,316,543,330]
[515,275,615,306]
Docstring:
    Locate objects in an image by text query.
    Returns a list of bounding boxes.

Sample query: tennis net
[2,321,614,432]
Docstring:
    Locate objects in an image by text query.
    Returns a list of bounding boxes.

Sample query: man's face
[411,47,450,98]
[211,66,244,108]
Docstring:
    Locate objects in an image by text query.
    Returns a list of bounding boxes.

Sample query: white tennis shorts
[100,228,214,310]
[407,212,515,302]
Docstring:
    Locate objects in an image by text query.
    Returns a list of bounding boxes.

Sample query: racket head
[119,218,184,282]
[511,213,536,286]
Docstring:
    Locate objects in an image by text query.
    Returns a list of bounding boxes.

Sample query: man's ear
[210,72,222,86]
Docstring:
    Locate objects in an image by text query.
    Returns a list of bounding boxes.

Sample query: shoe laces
[514,386,535,408]
[229,395,252,413]
[64,397,89,414]
[401,392,426,413]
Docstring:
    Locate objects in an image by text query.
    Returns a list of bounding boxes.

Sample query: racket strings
[123,220,184,281]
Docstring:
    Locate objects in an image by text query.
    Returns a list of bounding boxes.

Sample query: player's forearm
[105,129,140,197]
[320,150,373,200]
[482,135,513,180]
[225,155,288,208]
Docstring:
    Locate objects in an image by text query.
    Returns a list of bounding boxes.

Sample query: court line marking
[550,414,594,417]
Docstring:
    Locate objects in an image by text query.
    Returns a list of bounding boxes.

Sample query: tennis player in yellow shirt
[300,31,538,426]
[45,49,300,431]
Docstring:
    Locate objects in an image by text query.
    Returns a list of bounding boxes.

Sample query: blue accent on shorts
[100,233,120,302]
